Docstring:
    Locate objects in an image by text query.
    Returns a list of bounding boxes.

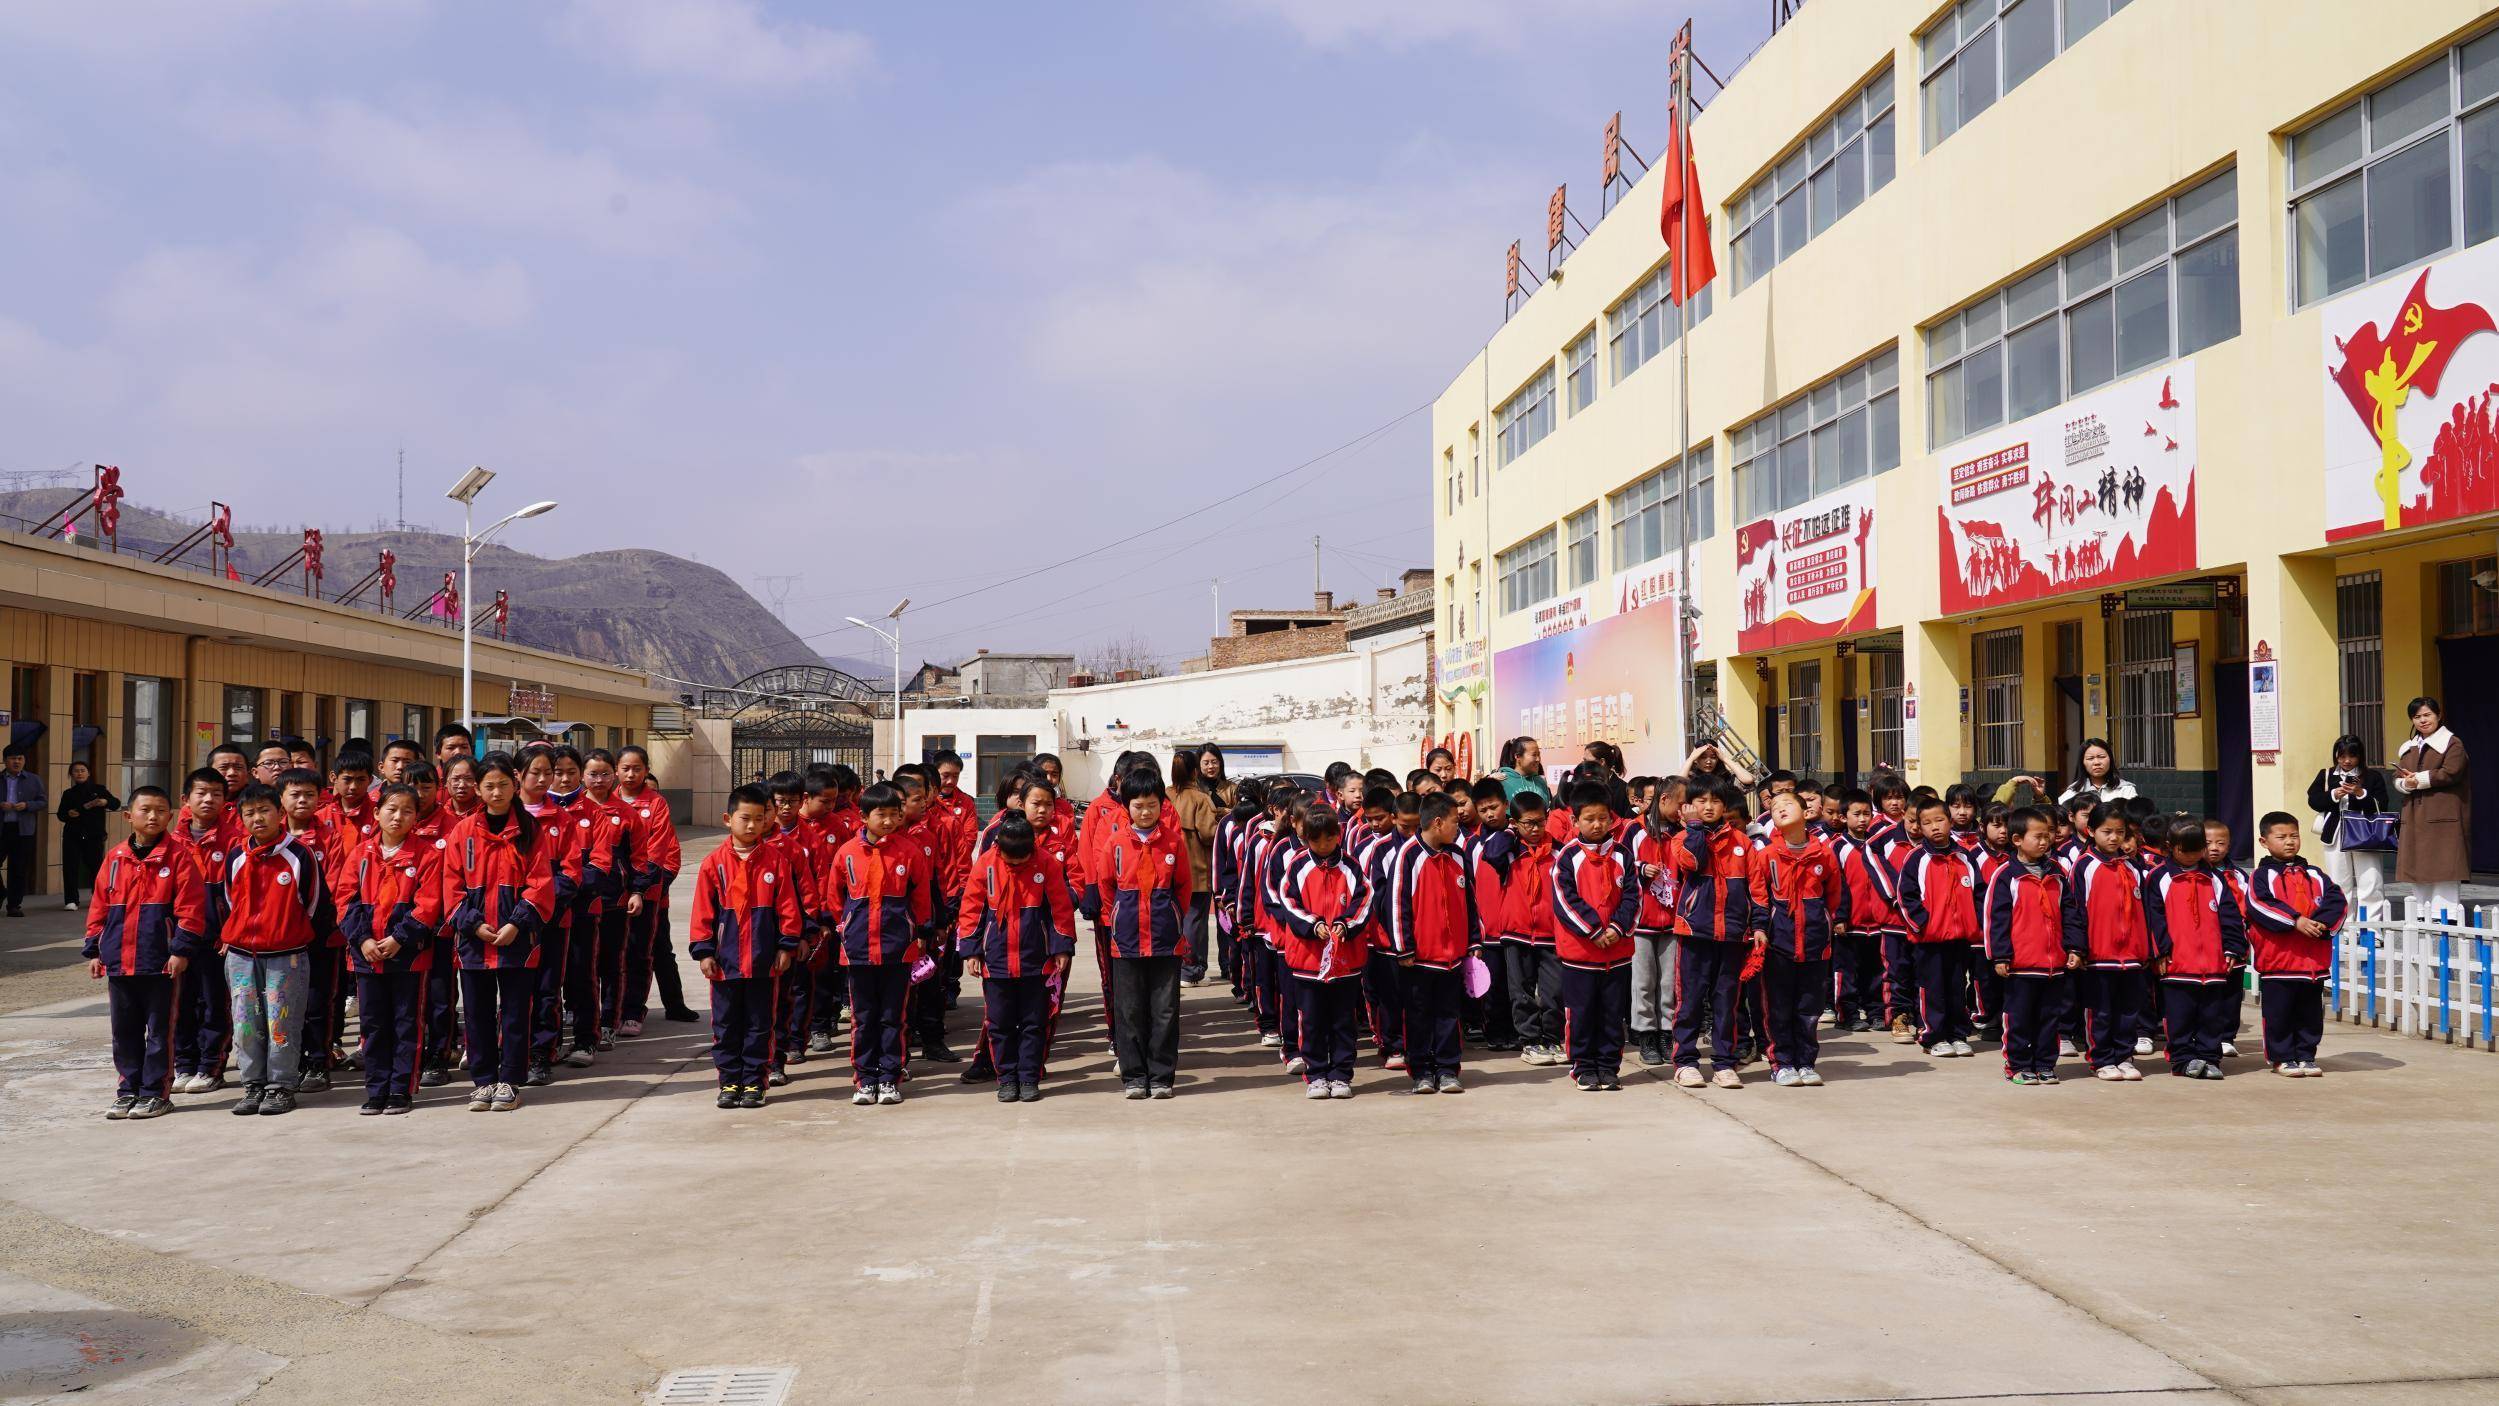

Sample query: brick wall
[1208,622,1348,669]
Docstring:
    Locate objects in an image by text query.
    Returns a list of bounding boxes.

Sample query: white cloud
[194,94,745,259]
[554,0,872,89]
[1220,0,1648,51]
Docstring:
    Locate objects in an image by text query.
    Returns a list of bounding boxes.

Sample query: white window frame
[1731,65,1896,289]
[1495,363,1557,467]
[1922,0,2129,151]
[1564,330,1598,414]
[1730,348,1901,522]
[1565,504,1599,588]
[1496,528,1559,615]
[1605,260,1713,386]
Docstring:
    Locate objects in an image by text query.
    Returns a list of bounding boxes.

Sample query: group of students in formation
[83,728,2353,1121]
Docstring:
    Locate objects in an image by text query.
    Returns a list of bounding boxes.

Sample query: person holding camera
[2305,734,2392,910]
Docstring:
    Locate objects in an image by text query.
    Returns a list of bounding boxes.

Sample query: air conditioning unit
[648,704,690,736]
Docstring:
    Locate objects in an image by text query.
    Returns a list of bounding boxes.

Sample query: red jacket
[1624,821,1682,934]
[1897,841,1982,945]
[930,786,981,900]
[1748,835,1848,961]
[173,814,243,940]
[1387,839,1478,969]
[1983,859,2079,974]
[1671,821,1755,941]
[826,833,930,966]
[84,835,209,975]
[2145,862,2247,982]
[524,797,587,926]
[1277,849,1372,979]
[687,841,805,980]
[221,834,328,956]
[442,810,557,971]
[334,836,444,975]
[955,847,1076,978]
[1490,831,1557,944]
[1103,818,1193,960]
[2066,851,2153,968]
[1078,788,1127,915]
[575,794,635,918]
[1833,833,1902,933]
[612,785,682,908]
[2244,856,2345,979]
[1554,836,1639,966]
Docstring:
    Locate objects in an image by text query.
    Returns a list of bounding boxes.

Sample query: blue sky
[0,0,1763,680]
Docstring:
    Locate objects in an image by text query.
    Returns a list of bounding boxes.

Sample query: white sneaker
[1304,1080,1330,1100]
[488,1082,521,1112]
[2274,1062,2301,1077]
[2303,1061,2325,1078]
[468,1086,494,1111]
[2221,1041,2238,1058]
[2095,1065,2125,1082]
[2117,1061,2144,1081]
[1710,1068,1742,1090]
[2134,1036,2154,1056]
[1327,1080,1352,1099]
[876,1083,902,1105]
[64,898,79,910]
[1673,1065,1706,1088]
[852,1086,877,1105]
[1772,1067,1801,1087]
[1955,1040,1977,1057]
[1259,1032,1283,1048]
[561,1046,595,1069]
[1284,1056,1307,1075]
[2058,1038,2079,1057]
[1796,1067,1823,1086]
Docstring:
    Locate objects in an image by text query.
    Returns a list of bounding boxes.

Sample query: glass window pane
[1922,15,1959,70]
[1869,347,1899,392]
[1838,95,1865,142]
[1867,65,1895,114]
[1929,362,1965,446]
[1959,0,1993,33]
[1930,315,1964,362]
[1871,391,1901,472]
[2007,317,2060,419]
[2064,235,2112,295]
[2006,265,2059,325]
[2114,265,2169,375]
[1964,294,2002,346]
[2468,107,2499,248]
[1962,339,2005,434]
[2063,0,2110,45]
[1777,150,1806,195]
[1811,420,1845,496]
[2068,291,2116,393]
[2367,129,2453,276]
[1779,436,1811,508]
[1780,400,1809,438]
[1959,23,1998,126]
[2176,229,2241,355]
[2464,30,2499,110]
[1925,68,1959,149]
[2293,106,2364,190]
[2295,175,2367,303]
[1808,120,1836,167]
[1810,381,1839,425]
[2172,169,2235,244]
[1834,406,1871,488]
[1840,365,1868,410]
[1778,188,1806,258]
[2003,0,2054,91]
[2114,208,2167,272]
[1809,163,1837,236]
[1837,135,1866,216]
[1869,111,1897,189]
[2370,62,2451,151]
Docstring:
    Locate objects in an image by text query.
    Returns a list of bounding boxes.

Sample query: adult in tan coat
[1169,750,1221,985]
[2392,695,2471,918]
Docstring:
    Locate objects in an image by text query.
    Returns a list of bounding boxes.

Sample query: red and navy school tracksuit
[2244,856,2346,1066]
[84,836,210,1101]
[577,793,638,1036]
[1897,841,1983,1049]
[1669,821,1755,1072]
[828,833,930,1090]
[688,841,805,1091]
[1831,832,1900,1027]
[2066,850,2155,1068]
[1388,839,1479,1081]
[1252,829,1303,1056]
[444,811,556,1089]
[955,847,1076,1088]
[2144,862,2248,1069]
[335,837,444,1103]
[1105,818,1193,1088]
[521,797,588,1067]
[1967,845,2014,1037]
[169,819,239,1081]
[1553,836,1639,1081]
[612,786,685,1023]
[1747,836,1849,1073]
[1490,830,1560,1050]
[765,822,826,1073]
[1278,849,1374,1086]
[1869,820,1921,1025]
[1355,829,1411,1063]
[282,821,347,1078]
[1983,859,2081,1077]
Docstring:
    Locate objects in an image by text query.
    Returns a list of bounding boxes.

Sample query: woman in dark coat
[2306,733,2393,909]
[55,760,118,910]
[2391,697,2470,917]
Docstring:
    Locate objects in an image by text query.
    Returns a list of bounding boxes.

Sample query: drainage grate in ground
[648,1365,799,1406]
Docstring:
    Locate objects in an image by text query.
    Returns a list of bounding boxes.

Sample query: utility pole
[1211,577,1221,636]
[396,448,405,530]
[1312,534,1322,595]
[755,574,801,623]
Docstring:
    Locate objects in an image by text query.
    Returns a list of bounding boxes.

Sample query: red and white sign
[1530,590,1590,639]
[2320,242,2499,541]
[1612,560,1678,615]
[1938,363,2196,613]
[1734,477,1877,652]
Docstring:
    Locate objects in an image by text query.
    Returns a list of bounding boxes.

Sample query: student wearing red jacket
[1865,774,1920,1038]
[576,749,638,1047]
[85,785,209,1119]
[956,811,1075,1102]
[613,746,694,1034]
[763,772,829,1087]
[1491,791,1562,1067]
[1553,785,1639,1091]
[2066,804,2155,1079]
[1276,806,1372,1099]
[270,767,350,1097]
[1104,772,1194,1099]
[1624,780,1687,1069]
[2244,812,2347,1076]
[891,768,964,1064]
[2143,817,2248,1080]
[1237,792,1294,1051]
[1669,778,1756,1088]
[443,757,557,1112]
[1829,789,1899,1035]
[1355,791,1416,1071]
[1897,796,1983,1059]
[689,786,804,1109]
[334,783,443,1114]
[219,783,329,1116]
[800,765,856,1053]
[169,768,241,1095]
[826,783,930,1105]
[1389,793,1480,1095]
[1983,809,2084,1084]
[1748,792,1850,1086]
[517,745,587,1088]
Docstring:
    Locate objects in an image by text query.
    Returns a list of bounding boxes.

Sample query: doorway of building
[2212,661,2250,864]
[2051,622,2083,792]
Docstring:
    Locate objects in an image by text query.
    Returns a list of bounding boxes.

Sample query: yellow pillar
[2243,556,2339,821]
[1908,620,1968,789]
[1718,652,1770,773]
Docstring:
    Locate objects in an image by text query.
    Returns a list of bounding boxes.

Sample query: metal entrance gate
[708,665,880,786]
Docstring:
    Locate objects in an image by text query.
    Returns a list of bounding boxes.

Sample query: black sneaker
[662,1006,703,1024]
[921,1043,962,1063]
[359,1097,388,1116]
[232,1084,266,1116]
[717,1086,740,1109]
[1123,1082,1149,1100]
[128,1096,172,1119]
[738,1087,765,1109]
[106,1095,137,1120]
[383,1096,413,1115]
[419,1067,451,1088]
[297,1068,331,1094]
[767,1067,791,1087]
[1635,1035,1666,1067]
[961,1058,997,1084]
[1573,1071,1600,1091]
[258,1087,297,1116]
[1017,1081,1042,1102]
[526,1060,554,1088]
[997,1080,1021,1103]
[806,1032,836,1054]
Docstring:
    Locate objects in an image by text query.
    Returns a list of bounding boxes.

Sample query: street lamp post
[444,467,557,734]
[845,597,910,776]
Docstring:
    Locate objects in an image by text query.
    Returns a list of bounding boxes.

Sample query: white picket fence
[2323,900,2499,1050]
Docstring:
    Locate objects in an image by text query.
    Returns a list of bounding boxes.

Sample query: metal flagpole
[1673,27,1695,754]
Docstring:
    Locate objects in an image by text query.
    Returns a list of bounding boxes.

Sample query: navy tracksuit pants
[107,974,176,1101]
[2078,966,2147,1068]
[1760,949,1828,1072]
[1999,973,2068,1076]
[174,958,230,1078]
[982,973,1052,1086]
[777,962,814,1067]
[1966,945,2005,1034]
[1362,949,1405,1058]
[1506,942,1560,1048]
[460,966,535,1088]
[1833,930,1883,1025]
[1470,943,1515,1045]
[531,921,574,1062]
[300,943,343,1073]
[426,937,462,1068]
[595,909,630,1031]
[355,970,425,1102]
[1672,937,1746,1070]
[1913,942,1971,1046]
[1292,975,1360,1084]
[709,975,776,1088]
[2259,977,2324,1065]
[1880,929,1915,1024]
[1403,963,1464,1079]
[847,963,910,1087]
[1558,962,1629,1079]
[2162,979,2236,1067]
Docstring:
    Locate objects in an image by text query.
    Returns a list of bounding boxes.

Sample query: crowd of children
[84,730,2353,1119]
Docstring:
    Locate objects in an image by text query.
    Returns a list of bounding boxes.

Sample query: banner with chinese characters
[1937,363,2197,613]
[1529,590,1590,639]
[1492,592,1686,774]
[1733,477,1878,652]
[2319,242,2499,541]
[1612,559,1678,614]
[1436,641,1486,702]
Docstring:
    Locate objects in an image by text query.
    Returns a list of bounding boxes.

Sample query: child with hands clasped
[1748,791,1849,1087]
[1277,807,1373,1099]
[2243,812,2347,1077]
[955,811,1076,1103]
[1552,783,1639,1091]
[334,783,443,1114]
[86,786,208,1120]
[689,785,803,1109]
[1389,792,1480,1094]
[1984,808,2082,1085]
[2144,818,2248,1080]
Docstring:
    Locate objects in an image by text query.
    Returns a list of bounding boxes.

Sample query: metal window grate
[649,1367,798,1406]
[2338,571,2384,760]
[2112,608,2176,770]
[1786,660,1825,776]
[1973,627,2025,770]
[1867,651,1905,771]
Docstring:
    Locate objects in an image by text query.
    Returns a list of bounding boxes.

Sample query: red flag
[1660,114,1717,305]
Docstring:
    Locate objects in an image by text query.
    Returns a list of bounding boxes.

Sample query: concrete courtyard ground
[2,831,2495,1406]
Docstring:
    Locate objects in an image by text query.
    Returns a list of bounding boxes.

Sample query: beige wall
[1434,0,2499,820]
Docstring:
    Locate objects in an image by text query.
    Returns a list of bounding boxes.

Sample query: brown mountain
[1,489,815,688]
